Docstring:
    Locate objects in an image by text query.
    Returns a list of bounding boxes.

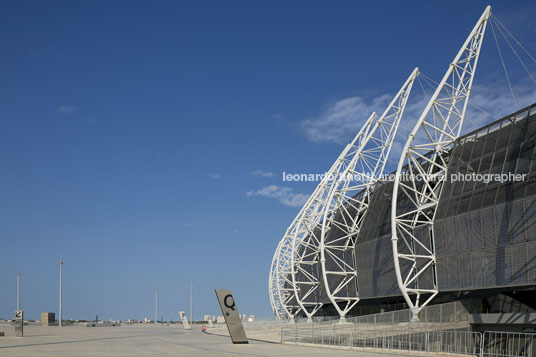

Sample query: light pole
[155,288,158,324]
[190,280,193,324]
[17,272,21,311]
[59,260,64,327]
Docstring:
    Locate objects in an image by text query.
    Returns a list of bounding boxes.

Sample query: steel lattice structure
[270,6,496,321]
[289,112,378,321]
[268,121,377,319]
[280,68,418,322]
[269,238,297,319]
[318,68,419,321]
[390,6,491,320]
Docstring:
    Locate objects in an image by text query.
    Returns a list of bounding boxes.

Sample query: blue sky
[1,0,536,321]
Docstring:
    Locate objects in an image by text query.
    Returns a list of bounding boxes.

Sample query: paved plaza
[0,324,388,356]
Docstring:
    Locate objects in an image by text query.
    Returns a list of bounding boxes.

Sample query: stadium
[290,103,536,319]
[269,6,536,344]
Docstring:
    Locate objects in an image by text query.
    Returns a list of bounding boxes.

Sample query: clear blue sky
[1,0,535,321]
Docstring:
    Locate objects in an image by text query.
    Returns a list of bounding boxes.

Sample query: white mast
[269,119,376,319]
[289,112,378,321]
[391,6,491,321]
[319,67,419,321]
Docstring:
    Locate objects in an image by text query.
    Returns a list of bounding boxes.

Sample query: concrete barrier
[84,322,121,327]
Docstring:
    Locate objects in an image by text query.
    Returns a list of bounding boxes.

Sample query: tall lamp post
[155,288,158,324]
[190,280,193,325]
[17,272,21,310]
[59,260,64,327]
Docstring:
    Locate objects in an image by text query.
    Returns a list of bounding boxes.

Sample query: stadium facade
[326,104,536,316]
[269,5,536,323]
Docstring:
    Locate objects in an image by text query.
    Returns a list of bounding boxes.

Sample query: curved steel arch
[270,187,327,319]
[268,120,377,319]
[269,238,296,319]
[287,113,377,321]
[391,6,491,321]
[290,68,420,321]
[319,67,419,321]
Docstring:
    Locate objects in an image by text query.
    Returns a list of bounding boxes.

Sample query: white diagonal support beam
[287,113,377,321]
[319,67,419,321]
[391,6,491,321]
[269,116,376,319]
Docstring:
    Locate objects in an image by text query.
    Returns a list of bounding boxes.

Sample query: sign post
[15,310,23,337]
[214,289,248,344]
[178,311,191,330]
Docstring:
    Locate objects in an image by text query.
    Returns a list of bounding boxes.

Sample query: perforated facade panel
[318,103,536,301]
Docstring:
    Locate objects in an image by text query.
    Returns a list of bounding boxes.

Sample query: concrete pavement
[0,324,389,356]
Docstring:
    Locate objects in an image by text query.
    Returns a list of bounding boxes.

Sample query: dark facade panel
[432,105,536,292]
[297,104,536,308]
[355,104,536,298]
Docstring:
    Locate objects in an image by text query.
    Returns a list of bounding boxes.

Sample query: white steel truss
[268,119,376,319]
[319,68,419,321]
[391,6,491,321]
[290,68,419,321]
[289,112,378,321]
[269,238,297,319]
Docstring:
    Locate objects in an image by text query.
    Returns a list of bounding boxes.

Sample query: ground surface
[0,324,386,356]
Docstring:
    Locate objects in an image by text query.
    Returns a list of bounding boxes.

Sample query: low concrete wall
[469,313,536,333]
[84,322,121,327]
